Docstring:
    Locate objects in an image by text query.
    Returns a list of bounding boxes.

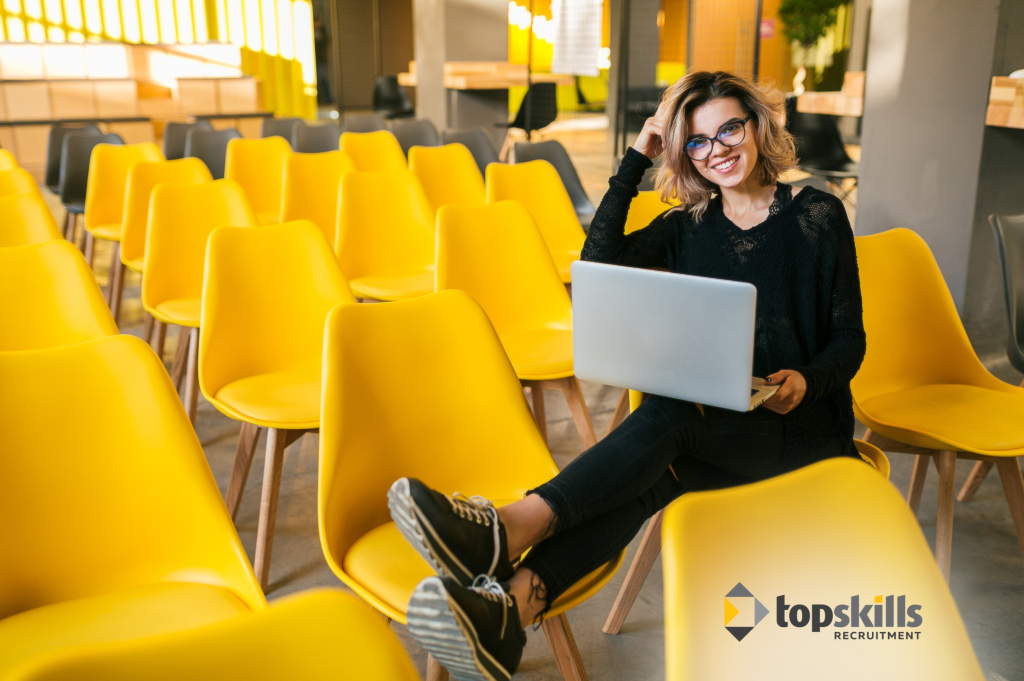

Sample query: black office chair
[343,113,388,133]
[294,122,341,152]
[990,214,1024,382]
[184,127,241,180]
[59,133,123,243]
[373,75,415,119]
[503,82,558,138]
[163,121,214,161]
[442,128,500,176]
[784,95,858,202]
[392,118,440,157]
[263,117,304,146]
[45,124,100,194]
[514,139,595,229]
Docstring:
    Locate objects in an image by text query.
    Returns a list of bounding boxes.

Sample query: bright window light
[243,0,261,51]
[101,0,121,38]
[260,0,276,55]
[122,0,141,42]
[193,0,207,41]
[63,0,83,29]
[215,0,227,41]
[6,17,26,40]
[226,0,244,45]
[276,0,293,59]
[292,0,314,84]
[156,0,176,42]
[83,0,103,36]
[24,0,42,20]
[48,25,65,40]
[139,0,159,42]
[27,20,44,40]
[3,0,19,13]
[43,0,62,22]
[68,29,83,40]
[174,0,193,42]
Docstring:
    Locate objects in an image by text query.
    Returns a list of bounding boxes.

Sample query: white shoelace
[470,575,512,637]
[450,493,501,576]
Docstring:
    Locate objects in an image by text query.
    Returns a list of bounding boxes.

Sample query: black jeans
[519,395,850,603]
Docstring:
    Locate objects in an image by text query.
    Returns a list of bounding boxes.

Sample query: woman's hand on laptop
[761,370,807,414]
[633,102,666,159]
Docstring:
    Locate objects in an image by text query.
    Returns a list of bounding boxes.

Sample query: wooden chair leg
[141,312,154,345]
[560,376,597,449]
[541,613,588,681]
[108,247,126,324]
[529,384,548,445]
[151,320,167,360]
[907,454,930,515]
[64,211,75,240]
[105,242,121,304]
[168,326,190,392]
[934,450,957,584]
[425,654,449,681]
[84,232,95,269]
[225,421,262,520]
[603,509,664,634]
[957,460,994,502]
[606,388,630,437]
[183,327,200,425]
[255,428,288,591]
[996,457,1024,557]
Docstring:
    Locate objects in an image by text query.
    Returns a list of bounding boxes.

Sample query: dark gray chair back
[442,128,499,177]
[393,118,440,157]
[507,83,557,135]
[990,214,1024,375]
[784,95,856,174]
[46,125,100,193]
[373,75,415,119]
[293,122,341,152]
[343,113,388,134]
[59,133,124,213]
[263,117,304,146]
[163,120,214,161]
[514,140,595,223]
[185,127,242,180]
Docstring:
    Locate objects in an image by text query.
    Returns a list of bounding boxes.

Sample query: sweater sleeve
[793,198,867,406]
[580,148,672,269]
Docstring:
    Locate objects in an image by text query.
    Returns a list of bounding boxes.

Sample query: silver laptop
[571,261,778,412]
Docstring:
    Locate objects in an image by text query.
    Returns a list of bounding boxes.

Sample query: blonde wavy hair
[654,71,797,221]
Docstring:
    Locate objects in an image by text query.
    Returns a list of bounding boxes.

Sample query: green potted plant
[779,0,847,94]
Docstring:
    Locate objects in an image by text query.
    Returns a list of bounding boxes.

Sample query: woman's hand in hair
[633,102,666,159]
[761,370,807,414]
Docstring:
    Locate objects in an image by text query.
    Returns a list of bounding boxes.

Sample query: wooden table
[986,76,1024,129]
[796,71,864,117]
[398,61,575,90]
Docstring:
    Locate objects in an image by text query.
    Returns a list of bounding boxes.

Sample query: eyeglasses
[684,116,751,161]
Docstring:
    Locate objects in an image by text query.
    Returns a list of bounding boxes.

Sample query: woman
[389,71,866,681]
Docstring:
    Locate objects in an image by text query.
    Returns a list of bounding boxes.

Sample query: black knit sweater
[582,148,866,463]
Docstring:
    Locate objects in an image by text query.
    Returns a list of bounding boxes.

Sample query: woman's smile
[710,155,740,173]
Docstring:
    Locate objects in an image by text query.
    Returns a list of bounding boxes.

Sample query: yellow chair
[10,589,420,681]
[142,180,257,424]
[340,130,407,172]
[486,159,586,283]
[624,190,676,234]
[0,168,42,198]
[662,457,983,680]
[853,228,1024,582]
[280,150,356,248]
[0,241,117,351]
[224,137,291,226]
[115,158,212,329]
[0,194,62,248]
[408,143,486,219]
[200,220,356,591]
[318,290,624,681]
[436,199,597,448]
[336,170,435,301]
[0,148,18,170]
[0,335,266,678]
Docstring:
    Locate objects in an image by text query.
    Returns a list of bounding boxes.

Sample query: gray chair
[991,214,1024,381]
[442,128,500,177]
[293,122,340,152]
[184,127,241,180]
[392,118,440,157]
[515,139,596,229]
[46,124,100,194]
[163,121,214,161]
[59,133,123,240]
[262,117,304,147]
[343,113,388,133]
[372,75,415,119]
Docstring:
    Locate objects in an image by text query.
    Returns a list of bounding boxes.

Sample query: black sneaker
[388,478,514,585]
[407,575,526,681]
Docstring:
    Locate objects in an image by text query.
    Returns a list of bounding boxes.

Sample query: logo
[724,582,770,641]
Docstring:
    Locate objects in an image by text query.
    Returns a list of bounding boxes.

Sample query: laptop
[571,261,778,412]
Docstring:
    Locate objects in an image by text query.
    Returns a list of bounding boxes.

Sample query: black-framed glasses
[685,116,751,161]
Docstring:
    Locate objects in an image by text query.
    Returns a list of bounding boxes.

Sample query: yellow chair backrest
[336,170,434,280]
[340,130,407,172]
[120,158,212,269]
[318,291,558,582]
[10,590,420,681]
[0,149,18,170]
[409,143,485,218]
[486,159,586,259]
[142,179,256,317]
[435,200,570,330]
[280,150,356,248]
[625,190,675,234]
[199,220,356,400]
[662,457,983,680]
[0,168,41,198]
[84,143,163,231]
[852,228,1011,406]
[0,241,117,351]
[0,194,62,248]
[224,137,292,225]
[0,335,266,622]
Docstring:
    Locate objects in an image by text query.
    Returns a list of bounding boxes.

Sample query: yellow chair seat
[84,222,121,241]
[349,271,435,301]
[124,255,144,273]
[553,251,580,283]
[0,582,250,676]
[859,384,1024,455]
[255,211,280,226]
[344,519,624,623]
[149,297,201,327]
[500,325,575,379]
[211,367,322,429]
